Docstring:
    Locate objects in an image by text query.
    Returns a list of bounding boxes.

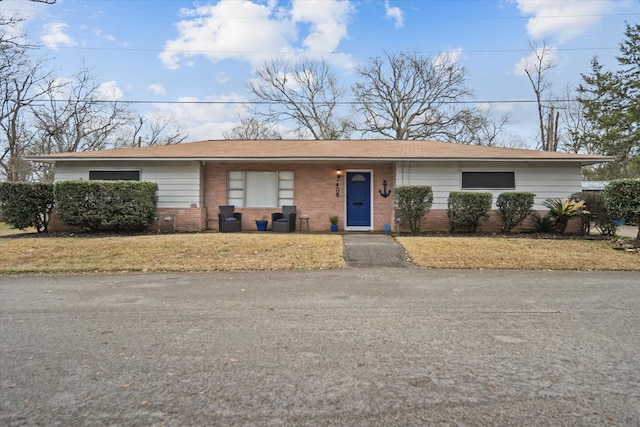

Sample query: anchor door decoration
[379,180,392,198]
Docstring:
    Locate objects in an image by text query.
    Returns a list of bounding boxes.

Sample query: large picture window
[227,171,294,208]
[461,171,515,189]
[89,170,140,180]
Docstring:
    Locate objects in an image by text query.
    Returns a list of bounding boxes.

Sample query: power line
[47,45,621,56]
[29,98,580,105]
[3,3,637,21]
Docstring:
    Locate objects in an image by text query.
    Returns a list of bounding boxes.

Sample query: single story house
[29,139,611,233]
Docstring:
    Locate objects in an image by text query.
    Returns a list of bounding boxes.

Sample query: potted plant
[329,214,339,232]
[255,214,268,232]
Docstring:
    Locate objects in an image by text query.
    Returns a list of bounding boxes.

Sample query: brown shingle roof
[28,139,612,165]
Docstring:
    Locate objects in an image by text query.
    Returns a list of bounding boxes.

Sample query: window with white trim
[227,171,294,207]
[461,171,515,189]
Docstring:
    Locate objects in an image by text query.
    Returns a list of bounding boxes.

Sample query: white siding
[54,161,203,208]
[395,161,583,209]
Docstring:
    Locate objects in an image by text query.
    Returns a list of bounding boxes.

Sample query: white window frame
[227,171,294,208]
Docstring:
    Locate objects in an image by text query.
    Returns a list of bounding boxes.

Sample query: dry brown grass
[396,236,640,271]
[2,228,638,274]
[0,233,344,274]
[0,222,35,235]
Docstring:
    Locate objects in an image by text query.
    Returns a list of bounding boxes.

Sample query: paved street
[1,269,639,425]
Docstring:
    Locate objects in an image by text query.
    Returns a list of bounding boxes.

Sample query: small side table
[298,214,310,231]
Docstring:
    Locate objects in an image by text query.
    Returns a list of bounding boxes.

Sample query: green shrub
[531,212,555,233]
[394,186,434,233]
[447,192,492,233]
[604,178,640,240]
[496,192,535,234]
[572,191,617,236]
[0,182,54,233]
[54,180,158,231]
[542,197,587,234]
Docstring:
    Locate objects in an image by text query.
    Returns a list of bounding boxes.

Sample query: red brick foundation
[154,208,207,232]
[47,208,207,233]
[397,209,584,234]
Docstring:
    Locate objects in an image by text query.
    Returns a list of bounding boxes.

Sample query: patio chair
[271,205,296,233]
[218,205,242,232]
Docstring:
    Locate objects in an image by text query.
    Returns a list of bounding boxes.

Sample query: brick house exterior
[28,139,611,233]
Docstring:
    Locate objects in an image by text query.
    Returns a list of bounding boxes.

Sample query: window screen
[246,171,278,207]
[227,171,294,208]
[89,170,140,180]
[461,172,515,189]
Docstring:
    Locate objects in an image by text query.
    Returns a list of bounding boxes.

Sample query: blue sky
[3,0,639,145]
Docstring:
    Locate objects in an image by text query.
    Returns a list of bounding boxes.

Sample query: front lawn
[1,231,637,274]
[0,233,344,273]
[396,236,639,271]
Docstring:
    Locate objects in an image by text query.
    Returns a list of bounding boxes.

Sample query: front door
[346,171,371,229]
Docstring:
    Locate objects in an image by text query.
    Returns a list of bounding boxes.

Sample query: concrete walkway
[342,234,412,268]
[613,225,638,238]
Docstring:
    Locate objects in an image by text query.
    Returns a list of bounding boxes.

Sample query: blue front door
[346,172,371,228]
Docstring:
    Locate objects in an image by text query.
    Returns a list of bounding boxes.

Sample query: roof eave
[25,156,615,164]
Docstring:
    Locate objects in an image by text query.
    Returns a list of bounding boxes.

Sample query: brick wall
[398,209,584,234]
[205,162,395,232]
[47,208,207,233]
[155,208,207,232]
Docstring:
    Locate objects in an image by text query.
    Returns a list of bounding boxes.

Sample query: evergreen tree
[577,23,640,179]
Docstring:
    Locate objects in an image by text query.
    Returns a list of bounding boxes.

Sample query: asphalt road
[1,269,639,426]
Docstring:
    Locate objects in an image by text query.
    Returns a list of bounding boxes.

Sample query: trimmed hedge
[447,192,492,233]
[496,192,535,234]
[604,178,640,240]
[394,186,433,233]
[0,182,54,233]
[54,180,158,231]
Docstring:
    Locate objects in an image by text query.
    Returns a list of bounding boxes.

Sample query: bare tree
[0,14,28,54]
[0,36,52,181]
[223,116,282,140]
[31,65,131,155]
[521,41,559,151]
[447,106,512,146]
[352,51,472,140]
[248,58,352,140]
[128,112,189,147]
[558,85,597,154]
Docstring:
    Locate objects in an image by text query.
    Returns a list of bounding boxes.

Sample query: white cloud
[40,22,76,49]
[290,0,353,52]
[148,83,167,96]
[216,72,231,84]
[93,28,115,42]
[433,48,463,68]
[159,94,247,140]
[384,0,404,28]
[96,81,124,101]
[511,0,614,42]
[159,0,354,69]
[514,46,558,76]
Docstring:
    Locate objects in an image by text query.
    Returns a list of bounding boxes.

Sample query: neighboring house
[28,139,611,233]
[582,181,609,192]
